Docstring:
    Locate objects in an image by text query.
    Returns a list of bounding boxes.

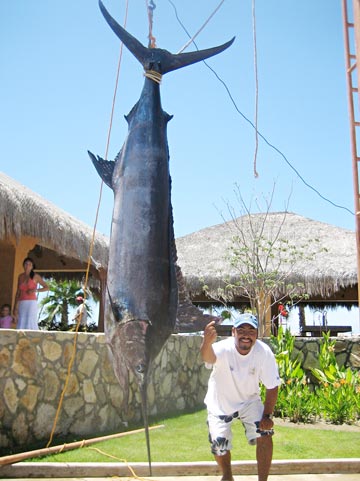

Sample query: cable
[166,0,355,217]
[177,0,226,54]
[252,0,259,178]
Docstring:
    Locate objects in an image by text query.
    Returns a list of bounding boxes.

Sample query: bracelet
[263,413,273,420]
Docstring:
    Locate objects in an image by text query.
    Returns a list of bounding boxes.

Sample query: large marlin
[89,0,234,471]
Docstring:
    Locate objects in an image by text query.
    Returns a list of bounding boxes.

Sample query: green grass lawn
[30,409,360,463]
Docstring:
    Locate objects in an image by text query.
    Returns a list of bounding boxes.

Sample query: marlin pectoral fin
[99,0,235,74]
[88,150,114,189]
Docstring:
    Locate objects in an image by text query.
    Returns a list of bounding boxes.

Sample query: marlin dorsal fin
[88,151,115,189]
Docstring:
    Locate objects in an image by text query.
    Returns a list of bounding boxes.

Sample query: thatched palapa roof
[175,212,357,301]
[0,171,108,268]
[1,170,357,313]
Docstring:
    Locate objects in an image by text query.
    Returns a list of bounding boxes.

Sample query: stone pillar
[97,267,107,332]
[298,304,306,334]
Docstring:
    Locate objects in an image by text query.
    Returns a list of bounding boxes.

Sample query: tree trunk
[298,304,306,334]
[60,299,69,330]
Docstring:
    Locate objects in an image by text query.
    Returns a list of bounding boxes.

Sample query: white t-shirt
[204,337,281,415]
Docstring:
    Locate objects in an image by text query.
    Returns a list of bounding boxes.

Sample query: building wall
[0,330,359,454]
[0,236,39,310]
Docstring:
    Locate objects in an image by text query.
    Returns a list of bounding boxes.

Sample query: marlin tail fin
[99,0,235,75]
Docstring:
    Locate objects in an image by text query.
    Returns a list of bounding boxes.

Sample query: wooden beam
[35,269,87,273]
[0,425,164,467]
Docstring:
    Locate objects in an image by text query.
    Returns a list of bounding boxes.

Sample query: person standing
[73,296,88,331]
[13,257,49,330]
[201,313,281,481]
[0,304,15,328]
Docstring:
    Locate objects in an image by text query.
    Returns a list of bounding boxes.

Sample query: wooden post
[354,0,360,110]
[353,0,360,330]
[343,0,360,329]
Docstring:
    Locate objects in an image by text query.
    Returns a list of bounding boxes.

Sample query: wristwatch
[262,413,273,420]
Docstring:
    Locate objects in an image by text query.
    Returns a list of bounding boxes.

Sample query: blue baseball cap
[233,313,258,329]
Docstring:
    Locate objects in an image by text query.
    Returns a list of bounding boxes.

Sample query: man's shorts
[207,399,274,456]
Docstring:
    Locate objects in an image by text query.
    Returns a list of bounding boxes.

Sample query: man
[201,313,280,481]
[73,296,88,330]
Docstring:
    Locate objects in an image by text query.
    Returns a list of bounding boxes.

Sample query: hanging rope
[146,0,157,48]
[252,0,259,178]
[87,447,151,480]
[177,0,226,54]
[46,0,130,449]
[105,0,130,161]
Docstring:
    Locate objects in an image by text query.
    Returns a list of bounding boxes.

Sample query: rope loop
[144,69,162,84]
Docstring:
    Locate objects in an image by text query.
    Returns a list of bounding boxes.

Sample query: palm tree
[39,279,91,331]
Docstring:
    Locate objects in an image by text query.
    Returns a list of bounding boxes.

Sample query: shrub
[268,328,360,425]
[311,333,360,424]
[269,327,318,423]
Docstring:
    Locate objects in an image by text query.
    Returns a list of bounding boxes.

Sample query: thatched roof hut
[2,171,356,332]
[0,171,108,268]
[0,171,109,315]
[176,212,358,305]
[0,171,213,332]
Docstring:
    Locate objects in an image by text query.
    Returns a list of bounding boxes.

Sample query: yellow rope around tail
[46,0,130,450]
[144,69,162,84]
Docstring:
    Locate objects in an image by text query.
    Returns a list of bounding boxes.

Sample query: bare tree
[213,184,321,336]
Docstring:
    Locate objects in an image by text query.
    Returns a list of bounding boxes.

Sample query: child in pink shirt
[0,304,15,329]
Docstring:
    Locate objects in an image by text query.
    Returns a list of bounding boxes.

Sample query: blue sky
[0,0,355,240]
[2,0,358,333]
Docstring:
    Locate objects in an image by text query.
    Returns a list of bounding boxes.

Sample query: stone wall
[292,337,360,371]
[0,330,209,455]
[0,330,359,454]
